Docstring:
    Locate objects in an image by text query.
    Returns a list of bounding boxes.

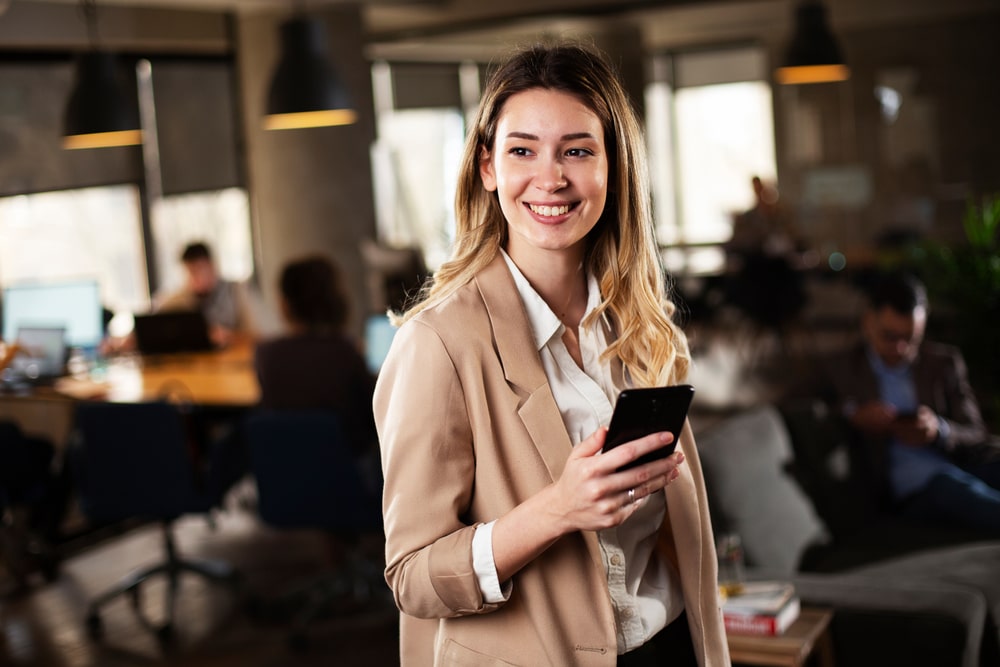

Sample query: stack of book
[721,581,800,636]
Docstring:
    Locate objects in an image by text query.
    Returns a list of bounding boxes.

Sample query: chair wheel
[85,613,103,640]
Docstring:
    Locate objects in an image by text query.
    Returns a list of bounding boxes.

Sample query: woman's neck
[507,246,588,327]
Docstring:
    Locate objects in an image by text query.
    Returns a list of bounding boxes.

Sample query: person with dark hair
[373,43,727,666]
[207,255,377,500]
[254,255,375,452]
[826,271,1000,535]
[278,256,349,330]
[156,241,260,347]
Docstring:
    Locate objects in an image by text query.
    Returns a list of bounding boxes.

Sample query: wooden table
[1,343,259,450]
[728,608,835,667]
[52,342,260,407]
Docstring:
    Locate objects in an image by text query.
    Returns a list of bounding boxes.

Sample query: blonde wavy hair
[396,42,689,387]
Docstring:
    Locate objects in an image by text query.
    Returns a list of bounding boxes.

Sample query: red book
[722,581,801,637]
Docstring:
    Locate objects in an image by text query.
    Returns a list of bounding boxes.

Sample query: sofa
[695,403,1000,667]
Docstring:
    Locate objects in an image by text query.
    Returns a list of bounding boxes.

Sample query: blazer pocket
[441,638,520,666]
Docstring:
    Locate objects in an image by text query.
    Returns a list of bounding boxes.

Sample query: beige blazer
[374,255,729,667]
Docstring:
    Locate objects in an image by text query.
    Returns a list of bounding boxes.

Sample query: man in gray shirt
[156,242,259,347]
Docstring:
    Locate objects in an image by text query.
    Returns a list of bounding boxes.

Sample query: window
[369,61,473,271]
[647,47,778,276]
[0,56,253,336]
[370,109,464,270]
[0,184,254,337]
[150,187,254,298]
[0,185,148,314]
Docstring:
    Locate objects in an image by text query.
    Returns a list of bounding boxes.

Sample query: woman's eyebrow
[503,131,597,141]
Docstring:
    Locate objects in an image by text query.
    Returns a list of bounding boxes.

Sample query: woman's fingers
[621,452,684,500]
[555,427,686,531]
[573,426,608,458]
[601,430,675,471]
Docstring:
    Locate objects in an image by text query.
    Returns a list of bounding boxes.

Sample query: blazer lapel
[663,426,703,592]
[475,255,575,481]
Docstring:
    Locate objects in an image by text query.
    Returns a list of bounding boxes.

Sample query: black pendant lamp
[264,16,357,131]
[775,0,850,85]
[62,0,141,149]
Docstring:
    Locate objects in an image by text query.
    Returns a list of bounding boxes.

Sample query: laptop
[132,311,214,355]
[5,326,68,385]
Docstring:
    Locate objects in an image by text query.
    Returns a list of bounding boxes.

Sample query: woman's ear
[479,146,497,192]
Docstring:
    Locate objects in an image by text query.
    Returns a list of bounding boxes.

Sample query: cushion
[697,405,829,573]
[847,543,1000,658]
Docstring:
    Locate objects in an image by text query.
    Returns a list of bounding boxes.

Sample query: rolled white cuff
[472,520,510,604]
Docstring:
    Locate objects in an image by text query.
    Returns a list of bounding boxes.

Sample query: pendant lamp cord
[79,0,100,47]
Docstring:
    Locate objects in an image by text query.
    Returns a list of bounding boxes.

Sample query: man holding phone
[825,272,1000,535]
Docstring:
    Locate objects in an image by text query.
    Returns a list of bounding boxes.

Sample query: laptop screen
[2,280,103,350]
[132,311,214,355]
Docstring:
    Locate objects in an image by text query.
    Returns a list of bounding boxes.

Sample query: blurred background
[0,0,998,664]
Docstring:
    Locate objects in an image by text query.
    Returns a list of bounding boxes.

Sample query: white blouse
[470,251,684,654]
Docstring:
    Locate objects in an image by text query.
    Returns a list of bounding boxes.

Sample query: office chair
[70,401,243,648]
[244,410,385,651]
[0,420,61,589]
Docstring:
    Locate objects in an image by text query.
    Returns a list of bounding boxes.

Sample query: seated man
[156,241,260,347]
[825,271,1000,535]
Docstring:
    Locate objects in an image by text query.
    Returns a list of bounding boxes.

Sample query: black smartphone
[603,384,695,471]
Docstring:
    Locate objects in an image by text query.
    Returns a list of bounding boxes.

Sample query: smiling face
[479,88,609,266]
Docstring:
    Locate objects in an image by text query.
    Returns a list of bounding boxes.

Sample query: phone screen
[604,384,695,471]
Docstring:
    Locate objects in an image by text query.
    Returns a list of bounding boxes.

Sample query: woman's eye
[566,148,594,158]
[508,147,532,157]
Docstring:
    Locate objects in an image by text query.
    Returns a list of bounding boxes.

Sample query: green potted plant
[912,194,1000,430]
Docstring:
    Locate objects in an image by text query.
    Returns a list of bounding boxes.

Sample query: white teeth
[529,204,570,217]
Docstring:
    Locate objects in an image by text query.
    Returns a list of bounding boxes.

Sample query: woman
[255,255,376,452]
[210,255,378,498]
[374,43,728,666]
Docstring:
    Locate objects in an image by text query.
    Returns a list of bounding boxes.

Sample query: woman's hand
[546,426,684,534]
[490,426,684,582]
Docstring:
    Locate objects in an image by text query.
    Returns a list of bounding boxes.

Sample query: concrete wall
[234,6,377,336]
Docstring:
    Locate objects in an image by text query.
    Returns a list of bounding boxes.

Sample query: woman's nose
[536,159,567,192]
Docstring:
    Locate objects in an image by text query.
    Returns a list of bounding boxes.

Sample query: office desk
[54,343,260,407]
[1,345,259,451]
